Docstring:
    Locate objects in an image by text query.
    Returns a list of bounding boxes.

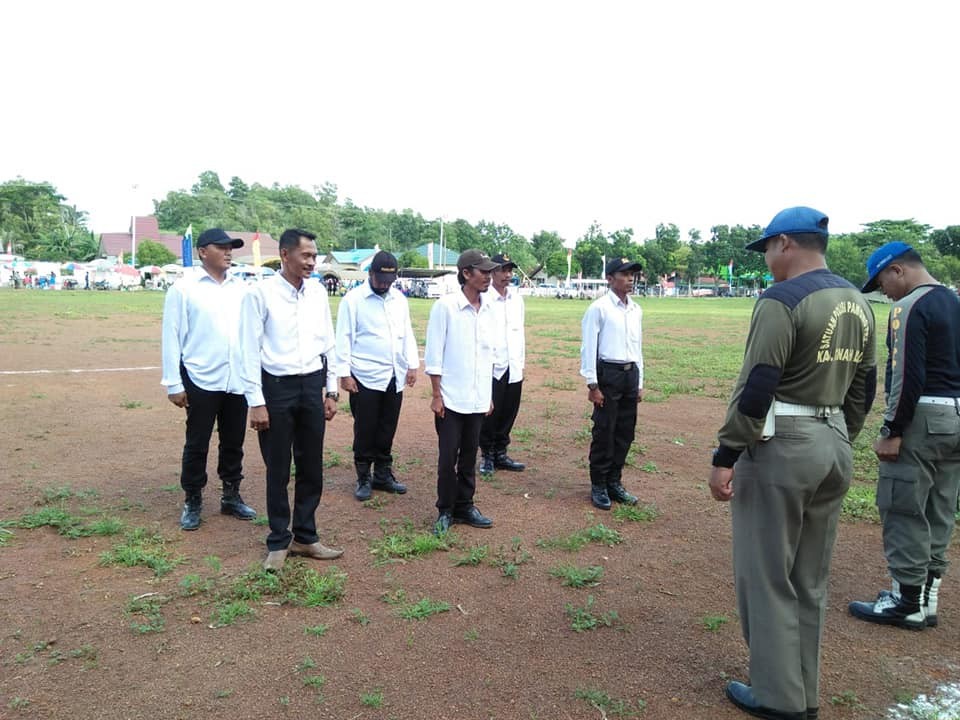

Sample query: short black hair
[279,228,316,253]
[893,248,924,267]
[786,232,827,253]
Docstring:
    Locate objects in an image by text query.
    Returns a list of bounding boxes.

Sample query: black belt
[599,360,636,371]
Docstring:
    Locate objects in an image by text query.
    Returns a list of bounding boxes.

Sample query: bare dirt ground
[0,300,957,720]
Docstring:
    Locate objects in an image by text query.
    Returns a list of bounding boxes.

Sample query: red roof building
[99,217,276,264]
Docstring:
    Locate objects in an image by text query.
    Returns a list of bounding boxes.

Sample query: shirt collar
[607,291,633,309]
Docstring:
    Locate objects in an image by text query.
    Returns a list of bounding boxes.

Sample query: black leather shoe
[220,495,257,520]
[434,512,453,536]
[354,477,372,501]
[372,474,407,494]
[479,454,495,475]
[494,452,525,471]
[180,496,202,531]
[453,506,493,528]
[724,681,806,720]
[607,483,638,505]
[591,486,611,510]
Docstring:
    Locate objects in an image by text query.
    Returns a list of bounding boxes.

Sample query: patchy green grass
[537,523,623,552]
[612,503,660,523]
[549,564,604,588]
[452,544,489,567]
[396,596,451,620]
[360,688,384,708]
[368,518,453,564]
[573,687,646,718]
[210,600,255,628]
[349,608,371,626]
[565,595,619,632]
[489,538,533,580]
[842,483,880,523]
[702,614,729,632]
[305,624,329,637]
[99,527,184,576]
[14,506,124,539]
[125,593,171,634]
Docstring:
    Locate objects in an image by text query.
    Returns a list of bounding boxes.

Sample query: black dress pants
[349,377,403,473]
[258,369,327,551]
[435,409,484,513]
[479,370,522,455]
[588,362,639,487]
[180,366,247,496]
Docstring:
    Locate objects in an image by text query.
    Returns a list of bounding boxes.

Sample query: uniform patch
[738,364,782,418]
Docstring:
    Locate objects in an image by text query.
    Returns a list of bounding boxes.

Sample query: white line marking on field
[887,682,960,719]
[0,366,160,375]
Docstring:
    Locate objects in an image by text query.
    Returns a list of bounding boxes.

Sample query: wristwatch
[326,391,340,401]
[879,424,892,438]
[587,383,599,391]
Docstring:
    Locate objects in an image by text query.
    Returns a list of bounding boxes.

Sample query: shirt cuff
[245,391,265,407]
[711,444,742,468]
[166,383,185,395]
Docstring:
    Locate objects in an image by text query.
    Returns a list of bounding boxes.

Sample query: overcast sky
[2,1,957,243]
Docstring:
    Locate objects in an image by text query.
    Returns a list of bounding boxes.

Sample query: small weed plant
[565,595,619,632]
[99,527,184,576]
[538,523,622,552]
[396,596,451,620]
[549,564,603,588]
[360,689,384,708]
[612,503,659,523]
[573,687,646,718]
[702,615,729,632]
[369,518,452,564]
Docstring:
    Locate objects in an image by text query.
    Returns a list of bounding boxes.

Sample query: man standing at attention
[425,249,500,535]
[161,228,256,531]
[849,242,960,630]
[336,250,419,501]
[709,207,876,720]
[479,253,526,475]
[580,257,644,510]
[239,228,343,571]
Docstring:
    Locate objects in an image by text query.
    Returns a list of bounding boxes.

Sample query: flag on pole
[5,242,10,254]
[727,259,734,281]
[182,224,194,268]
[252,231,262,268]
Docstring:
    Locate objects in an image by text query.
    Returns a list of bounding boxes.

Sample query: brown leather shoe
[262,548,288,572]
[289,540,344,560]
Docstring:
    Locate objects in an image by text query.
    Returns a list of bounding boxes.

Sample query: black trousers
[258,369,327,551]
[179,365,247,496]
[435,409,484,513]
[588,362,639,487]
[479,370,522,455]
[349,377,402,476]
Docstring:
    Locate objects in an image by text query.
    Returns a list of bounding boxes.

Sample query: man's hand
[588,387,604,407]
[431,395,445,419]
[405,369,417,388]
[249,405,269,431]
[340,376,359,394]
[637,388,644,404]
[168,392,189,409]
[874,436,902,462]
[324,396,338,421]
[709,466,735,502]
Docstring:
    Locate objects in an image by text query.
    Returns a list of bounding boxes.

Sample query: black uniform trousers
[479,369,523,455]
[258,368,327,551]
[435,409,484,513]
[588,361,639,487]
[349,377,403,476]
[179,364,247,496]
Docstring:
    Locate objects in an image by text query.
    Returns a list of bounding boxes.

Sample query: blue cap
[861,241,914,293]
[745,206,829,252]
[196,228,243,248]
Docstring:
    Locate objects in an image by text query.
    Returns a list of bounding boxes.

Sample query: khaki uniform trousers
[878,402,960,587]
[731,414,851,713]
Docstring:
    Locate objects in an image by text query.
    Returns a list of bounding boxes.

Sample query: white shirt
[424,289,495,414]
[335,281,419,392]
[579,291,644,390]
[238,273,338,407]
[161,270,246,395]
[483,284,525,382]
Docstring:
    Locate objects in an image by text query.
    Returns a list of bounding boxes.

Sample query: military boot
[925,571,942,627]
[354,461,373,501]
[849,579,925,630]
[479,452,495,475]
[180,494,202,531]
[221,482,257,520]
[372,465,407,494]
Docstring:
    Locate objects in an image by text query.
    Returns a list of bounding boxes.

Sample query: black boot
[494,451,525,471]
[221,483,257,520]
[849,580,925,630]
[372,465,407,494]
[590,484,611,510]
[354,462,372,501]
[479,452,495,475]
[607,482,638,505]
[180,494,202,531]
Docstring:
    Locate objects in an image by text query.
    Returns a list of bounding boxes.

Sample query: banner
[182,224,193,268]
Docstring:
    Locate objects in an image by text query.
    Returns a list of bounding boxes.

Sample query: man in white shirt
[161,228,256,531]
[479,253,526,475]
[238,228,343,571]
[424,249,500,535]
[336,250,419,501]
[579,257,645,511]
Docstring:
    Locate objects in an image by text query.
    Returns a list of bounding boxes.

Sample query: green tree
[399,250,428,269]
[825,234,866,285]
[135,240,176,267]
[930,226,960,258]
[0,178,65,255]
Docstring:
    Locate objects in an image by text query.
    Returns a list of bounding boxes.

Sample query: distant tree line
[3,173,959,287]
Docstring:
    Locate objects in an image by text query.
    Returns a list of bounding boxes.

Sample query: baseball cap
[490,253,517,270]
[861,241,914,293]
[197,228,244,249]
[605,257,643,276]
[369,250,399,283]
[745,206,829,252]
[457,249,500,272]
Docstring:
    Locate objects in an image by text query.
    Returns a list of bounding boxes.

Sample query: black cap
[457,249,500,272]
[369,250,399,282]
[490,253,517,270]
[605,257,643,276]
[197,228,243,249]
